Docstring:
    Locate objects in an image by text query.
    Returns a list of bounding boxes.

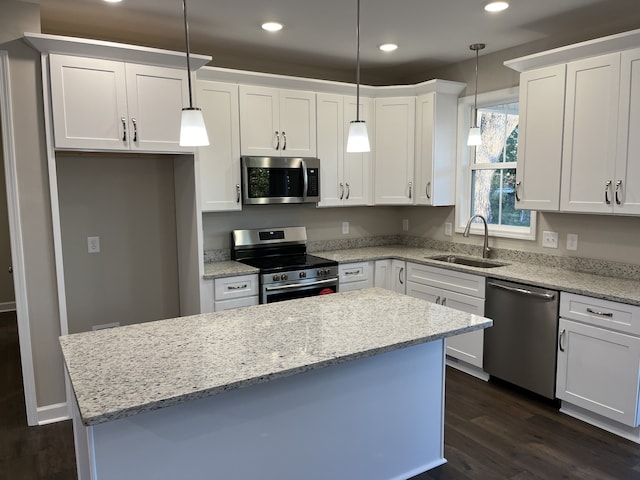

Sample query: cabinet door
[374,259,391,289]
[343,96,373,206]
[406,281,440,304]
[279,89,316,157]
[197,80,241,212]
[239,85,280,156]
[49,54,128,150]
[615,47,640,215]
[415,93,456,206]
[316,93,345,207]
[441,291,485,368]
[557,318,640,427]
[374,97,415,205]
[560,53,621,213]
[516,64,566,211]
[125,64,189,152]
[391,260,406,294]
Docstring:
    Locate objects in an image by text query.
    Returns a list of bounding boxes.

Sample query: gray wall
[56,154,181,334]
[1,1,66,407]
[0,118,15,305]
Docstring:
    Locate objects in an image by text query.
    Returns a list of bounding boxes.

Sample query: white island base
[75,340,446,480]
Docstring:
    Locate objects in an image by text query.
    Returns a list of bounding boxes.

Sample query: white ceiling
[40,0,640,84]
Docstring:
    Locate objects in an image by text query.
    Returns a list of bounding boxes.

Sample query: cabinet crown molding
[505,27,640,72]
[23,32,211,71]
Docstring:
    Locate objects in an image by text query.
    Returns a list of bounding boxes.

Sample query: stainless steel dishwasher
[484,278,559,399]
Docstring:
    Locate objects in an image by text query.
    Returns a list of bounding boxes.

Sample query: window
[456,88,536,240]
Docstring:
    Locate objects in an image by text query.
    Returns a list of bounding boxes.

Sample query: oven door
[262,277,338,304]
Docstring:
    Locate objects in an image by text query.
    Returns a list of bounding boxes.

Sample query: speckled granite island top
[59,288,491,426]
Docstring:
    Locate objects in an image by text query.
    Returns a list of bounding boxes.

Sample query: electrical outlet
[402,219,409,231]
[87,236,100,253]
[566,233,578,251]
[542,231,558,249]
[342,222,349,235]
[444,222,453,237]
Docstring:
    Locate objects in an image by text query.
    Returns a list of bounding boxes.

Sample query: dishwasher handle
[488,281,556,300]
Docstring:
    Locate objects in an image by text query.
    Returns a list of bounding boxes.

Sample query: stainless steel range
[231,226,339,304]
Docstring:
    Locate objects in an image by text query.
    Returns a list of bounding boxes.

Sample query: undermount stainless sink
[427,255,508,269]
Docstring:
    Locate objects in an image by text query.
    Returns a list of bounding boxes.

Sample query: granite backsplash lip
[59,288,490,426]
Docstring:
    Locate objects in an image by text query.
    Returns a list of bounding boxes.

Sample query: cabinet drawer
[407,263,485,298]
[214,274,259,301]
[339,262,373,286]
[215,296,259,312]
[560,292,640,335]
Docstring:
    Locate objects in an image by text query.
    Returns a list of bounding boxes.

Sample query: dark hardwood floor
[0,311,76,480]
[2,308,640,479]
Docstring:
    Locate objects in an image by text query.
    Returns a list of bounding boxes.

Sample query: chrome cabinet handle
[605,180,612,205]
[586,307,613,317]
[398,267,404,285]
[339,182,344,200]
[615,180,622,205]
[275,131,280,150]
[8,266,12,274]
[227,284,248,290]
[131,118,138,142]
[559,329,566,352]
[426,181,431,199]
[435,296,441,304]
[441,297,447,306]
[236,184,241,203]
[121,117,127,142]
[282,131,287,150]
[344,270,361,276]
[515,181,521,202]
[346,183,350,200]
[408,181,412,199]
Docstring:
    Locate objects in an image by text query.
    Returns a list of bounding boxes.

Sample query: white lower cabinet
[213,274,259,312]
[374,259,406,293]
[557,293,640,429]
[339,262,374,292]
[406,263,485,371]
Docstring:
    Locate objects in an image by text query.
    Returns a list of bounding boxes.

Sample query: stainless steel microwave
[241,156,320,205]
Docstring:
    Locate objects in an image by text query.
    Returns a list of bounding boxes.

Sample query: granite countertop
[312,246,640,306]
[203,260,258,279]
[60,288,490,426]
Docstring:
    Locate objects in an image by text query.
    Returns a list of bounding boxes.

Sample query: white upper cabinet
[515,64,566,211]
[615,47,640,215]
[414,92,458,206]
[196,80,241,212]
[317,93,372,207]
[560,53,621,213]
[239,85,316,157]
[49,54,189,152]
[374,97,416,205]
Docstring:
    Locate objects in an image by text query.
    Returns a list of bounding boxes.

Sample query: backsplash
[204,234,640,281]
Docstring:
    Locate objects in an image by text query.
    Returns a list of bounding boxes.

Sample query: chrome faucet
[463,214,491,258]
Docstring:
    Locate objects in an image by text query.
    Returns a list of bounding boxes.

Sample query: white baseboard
[560,401,640,444]
[37,402,70,425]
[0,301,16,312]
[446,356,490,381]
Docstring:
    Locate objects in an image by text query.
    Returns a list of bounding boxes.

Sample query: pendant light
[346,0,370,153]
[467,43,485,146]
[179,0,209,147]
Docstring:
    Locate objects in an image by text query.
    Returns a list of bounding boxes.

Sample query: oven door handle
[265,277,338,292]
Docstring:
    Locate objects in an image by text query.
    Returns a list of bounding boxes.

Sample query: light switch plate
[566,233,578,251]
[87,236,100,253]
[542,231,558,249]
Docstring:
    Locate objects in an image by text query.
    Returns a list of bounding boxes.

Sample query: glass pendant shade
[346,120,370,153]
[180,107,209,147]
[467,126,482,146]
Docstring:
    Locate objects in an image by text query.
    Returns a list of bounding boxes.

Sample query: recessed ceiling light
[379,43,398,52]
[484,1,509,12]
[262,22,283,32]
[103,0,123,3]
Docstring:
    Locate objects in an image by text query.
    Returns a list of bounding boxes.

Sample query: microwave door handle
[301,159,309,200]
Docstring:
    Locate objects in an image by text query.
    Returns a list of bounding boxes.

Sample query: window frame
[455,87,537,241]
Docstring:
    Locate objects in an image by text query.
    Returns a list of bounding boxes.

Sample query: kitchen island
[60,288,491,480]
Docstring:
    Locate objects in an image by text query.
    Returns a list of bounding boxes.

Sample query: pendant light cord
[355,0,361,122]
[473,46,478,128]
[183,0,194,109]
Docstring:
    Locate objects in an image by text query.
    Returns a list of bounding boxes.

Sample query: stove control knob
[272,274,280,281]
[281,273,288,281]
[317,269,324,276]
[299,271,307,278]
